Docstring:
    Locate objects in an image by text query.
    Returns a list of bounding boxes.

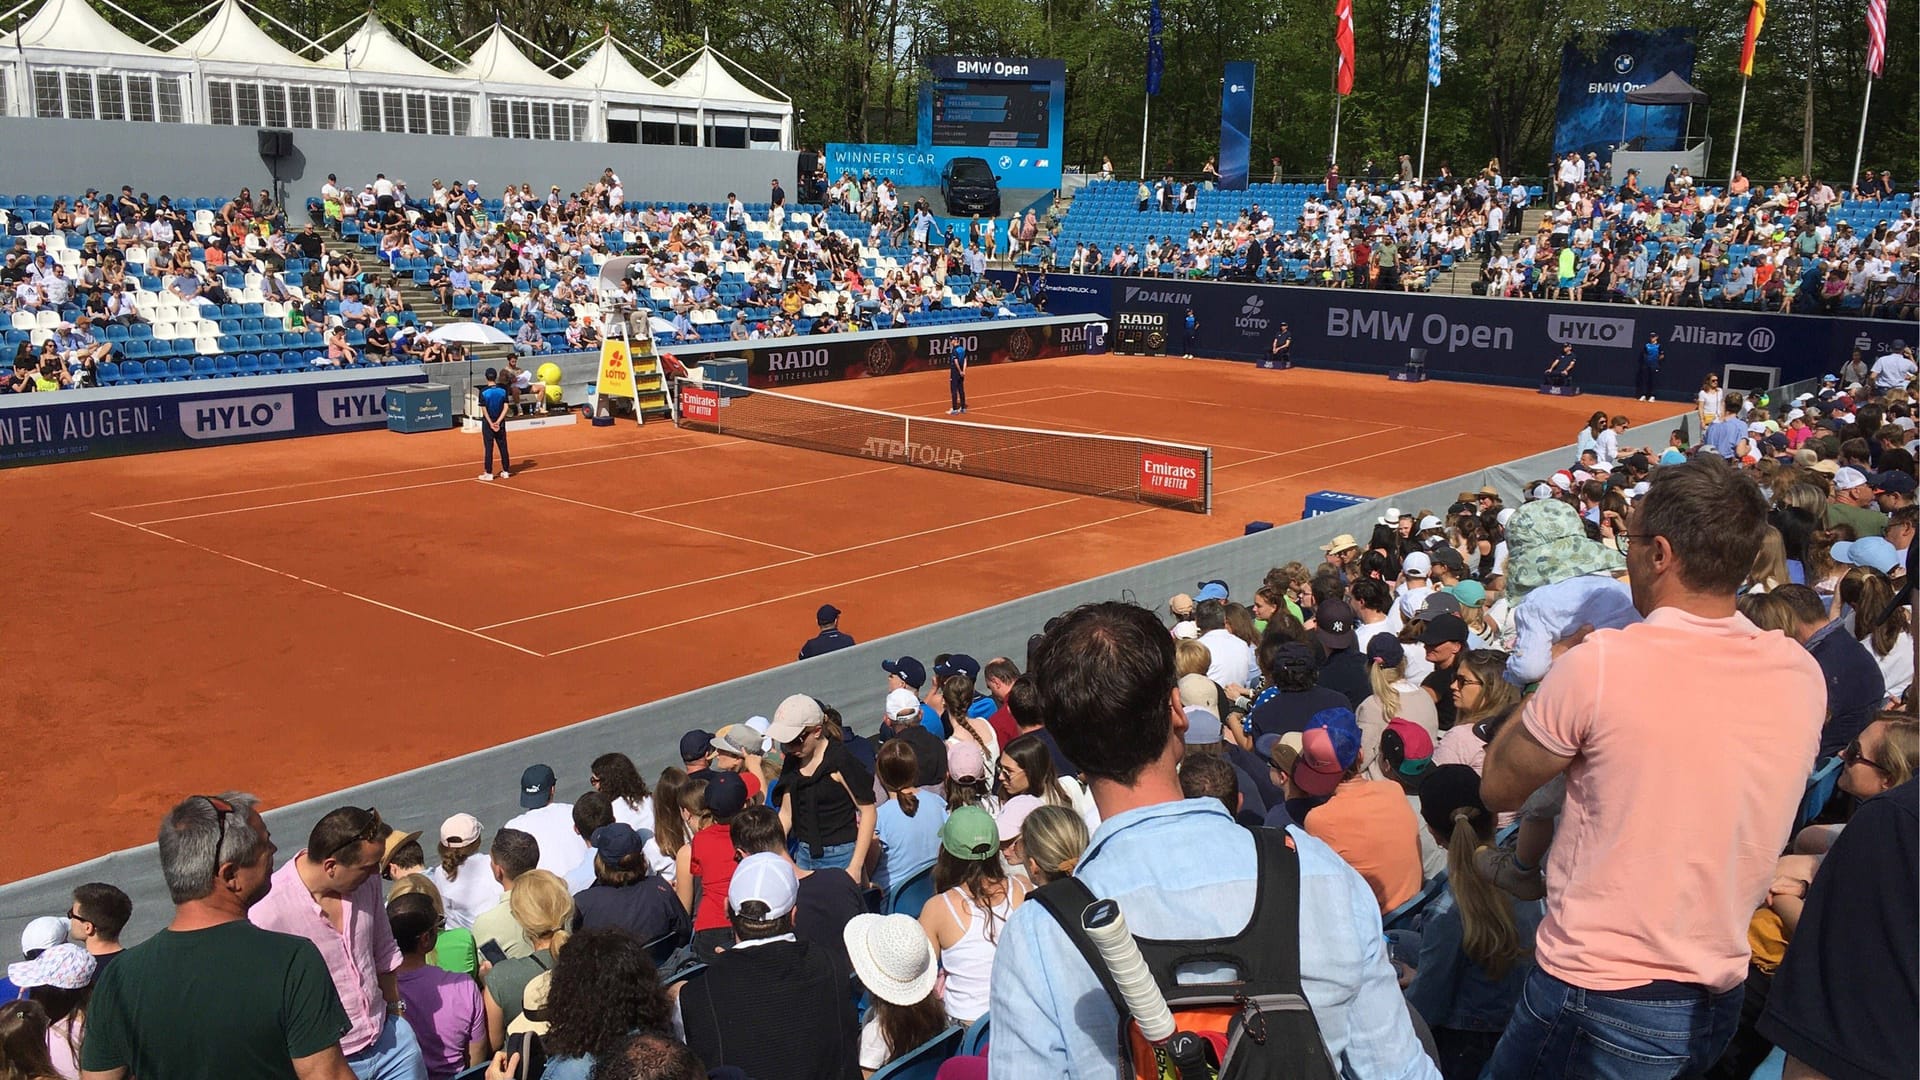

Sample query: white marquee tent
[0,0,791,145]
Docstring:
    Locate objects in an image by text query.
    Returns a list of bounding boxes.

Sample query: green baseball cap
[940,805,999,861]
[1446,580,1487,607]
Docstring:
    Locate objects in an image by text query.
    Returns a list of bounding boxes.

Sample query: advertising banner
[1554,28,1697,160]
[989,272,1914,397]
[732,318,1099,389]
[0,370,424,469]
[1218,61,1256,192]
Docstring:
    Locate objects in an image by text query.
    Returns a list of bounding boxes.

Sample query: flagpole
[1331,94,1342,166]
[1850,77,1874,196]
[1417,80,1432,182]
[1727,75,1749,189]
[1139,94,1151,180]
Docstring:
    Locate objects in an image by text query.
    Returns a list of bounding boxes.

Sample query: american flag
[1866,0,1887,75]
[1427,0,1442,86]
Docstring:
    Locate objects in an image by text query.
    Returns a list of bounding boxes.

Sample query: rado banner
[1115,310,1169,355]
[991,273,1915,397]
[677,316,1103,389]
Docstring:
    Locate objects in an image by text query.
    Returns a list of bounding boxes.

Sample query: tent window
[489,99,509,139]
[381,92,404,133]
[32,71,59,118]
[572,104,588,140]
[531,101,551,141]
[358,90,380,130]
[510,100,530,140]
[404,94,427,134]
[429,96,450,136]
[263,85,288,129]
[289,87,312,129]
[452,98,471,136]
[317,88,340,130]
[234,83,261,127]
[156,78,184,123]
[127,77,156,123]
[63,72,93,120]
[97,75,126,121]
[208,81,235,127]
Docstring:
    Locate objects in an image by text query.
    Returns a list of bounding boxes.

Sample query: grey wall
[0,413,1675,944]
[0,118,796,203]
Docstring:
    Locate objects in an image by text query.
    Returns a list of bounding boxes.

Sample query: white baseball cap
[1402,552,1432,578]
[439,813,483,848]
[728,851,798,919]
[1833,466,1870,490]
[20,916,67,957]
[884,688,921,719]
[765,693,823,744]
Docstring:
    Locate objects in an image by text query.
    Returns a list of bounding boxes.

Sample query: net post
[904,414,911,455]
[1205,449,1214,516]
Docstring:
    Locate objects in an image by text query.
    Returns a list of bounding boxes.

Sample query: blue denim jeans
[1484,967,1743,1080]
[794,840,854,871]
[346,1015,427,1080]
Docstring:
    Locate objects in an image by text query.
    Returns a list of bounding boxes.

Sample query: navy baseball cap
[518,764,556,809]
[1873,470,1917,496]
[589,823,645,862]
[934,654,980,681]
[679,729,716,763]
[883,657,926,689]
[704,770,750,820]
[816,604,840,625]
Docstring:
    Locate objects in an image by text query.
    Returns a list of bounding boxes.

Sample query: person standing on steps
[479,368,511,481]
[1182,308,1197,358]
[947,336,968,415]
[1636,332,1663,401]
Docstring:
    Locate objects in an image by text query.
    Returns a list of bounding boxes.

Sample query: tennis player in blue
[479,367,512,480]
[947,336,968,415]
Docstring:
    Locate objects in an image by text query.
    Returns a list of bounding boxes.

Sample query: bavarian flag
[1739,0,1766,76]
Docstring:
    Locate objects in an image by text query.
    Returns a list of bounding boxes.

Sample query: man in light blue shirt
[989,601,1438,1080]
[1703,390,1748,459]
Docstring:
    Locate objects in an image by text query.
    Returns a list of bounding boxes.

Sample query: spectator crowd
[1,341,1912,1080]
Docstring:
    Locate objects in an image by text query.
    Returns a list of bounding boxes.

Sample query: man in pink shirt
[250,806,429,1080]
[1480,454,1825,1077]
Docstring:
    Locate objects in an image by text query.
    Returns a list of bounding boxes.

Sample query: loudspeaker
[258,129,293,159]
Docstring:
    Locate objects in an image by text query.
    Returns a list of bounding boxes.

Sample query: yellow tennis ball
[536,362,563,386]
[544,383,564,404]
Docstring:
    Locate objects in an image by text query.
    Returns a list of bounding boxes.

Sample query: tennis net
[673,379,1212,513]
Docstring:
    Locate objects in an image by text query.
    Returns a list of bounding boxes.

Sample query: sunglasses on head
[321,807,383,864]
[193,794,238,861]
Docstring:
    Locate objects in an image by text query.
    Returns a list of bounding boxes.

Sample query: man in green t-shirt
[79,793,353,1080]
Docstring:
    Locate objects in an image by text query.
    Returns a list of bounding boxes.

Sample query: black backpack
[1030,826,1340,1080]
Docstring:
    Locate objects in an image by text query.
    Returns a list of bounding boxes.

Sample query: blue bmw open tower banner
[1553,28,1697,161]
[1219,61,1256,191]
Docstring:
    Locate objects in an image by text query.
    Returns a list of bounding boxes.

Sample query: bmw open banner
[1553,28,1697,160]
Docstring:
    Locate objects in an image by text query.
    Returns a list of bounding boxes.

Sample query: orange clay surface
[1,354,1684,881]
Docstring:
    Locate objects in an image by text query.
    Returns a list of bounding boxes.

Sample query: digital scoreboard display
[929,80,1051,148]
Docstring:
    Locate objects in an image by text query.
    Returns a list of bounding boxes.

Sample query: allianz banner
[0,371,423,468]
[994,273,1915,397]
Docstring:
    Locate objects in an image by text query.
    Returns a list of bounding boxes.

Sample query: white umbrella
[648,315,679,337]
[424,321,515,346]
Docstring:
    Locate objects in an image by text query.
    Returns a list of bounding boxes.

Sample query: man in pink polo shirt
[1480,454,1825,1077]
[250,806,429,1080]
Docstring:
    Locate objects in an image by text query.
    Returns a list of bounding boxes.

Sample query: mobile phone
[478,940,508,965]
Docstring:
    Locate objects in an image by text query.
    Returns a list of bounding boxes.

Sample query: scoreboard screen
[929,79,1051,148]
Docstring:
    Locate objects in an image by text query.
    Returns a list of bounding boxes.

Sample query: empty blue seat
[235,353,261,375]
[214,355,239,376]
[97,360,122,386]
[190,357,218,380]
[166,357,191,380]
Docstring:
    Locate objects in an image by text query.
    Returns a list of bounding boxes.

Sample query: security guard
[798,604,856,659]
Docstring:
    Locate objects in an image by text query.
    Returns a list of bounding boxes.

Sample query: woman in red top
[675,770,752,957]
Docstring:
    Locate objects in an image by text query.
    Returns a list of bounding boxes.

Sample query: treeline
[98,0,1920,184]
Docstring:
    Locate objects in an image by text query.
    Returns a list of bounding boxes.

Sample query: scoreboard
[930,80,1052,148]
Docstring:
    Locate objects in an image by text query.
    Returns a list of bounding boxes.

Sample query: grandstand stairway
[320,232,512,367]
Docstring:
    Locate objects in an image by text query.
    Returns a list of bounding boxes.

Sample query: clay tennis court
[4,354,1682,880]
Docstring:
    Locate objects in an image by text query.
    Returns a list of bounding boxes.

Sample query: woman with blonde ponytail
[482,869,574,1049]
[1354,635,1439,777]
[1403,765,1543,1080]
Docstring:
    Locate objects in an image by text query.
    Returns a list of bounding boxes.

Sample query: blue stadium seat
[165,357,190,381]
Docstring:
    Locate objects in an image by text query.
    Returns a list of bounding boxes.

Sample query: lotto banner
[596,338,636,399]
[1553,28,1696,160]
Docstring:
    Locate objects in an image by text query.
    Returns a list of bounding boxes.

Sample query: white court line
[484,482,818,558]
[893,387,1098,412]
[631,464,897,514]
[478,494,1085,631]
[968,403,1403,461]
[1217,432,1459,496]
[1082,385,1460,434]
[89,512,545,658]
[131,440,740,526]
[104,431,688,512]
[545,501,1160,657]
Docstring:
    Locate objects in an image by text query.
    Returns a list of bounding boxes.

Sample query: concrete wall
[0,118,796,203]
